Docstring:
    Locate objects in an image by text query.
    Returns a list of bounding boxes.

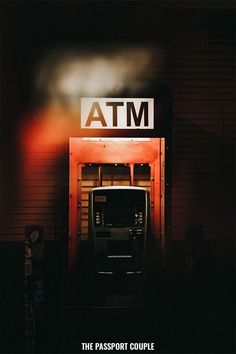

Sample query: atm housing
[69,138,165,275]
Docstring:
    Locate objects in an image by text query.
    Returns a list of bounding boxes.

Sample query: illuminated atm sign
[81,98,154,129]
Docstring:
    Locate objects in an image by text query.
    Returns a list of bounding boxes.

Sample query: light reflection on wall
[18,45,163,227]
[34,45,163,109]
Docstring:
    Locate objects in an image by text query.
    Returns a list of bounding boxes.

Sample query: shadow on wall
[171,112,234,241]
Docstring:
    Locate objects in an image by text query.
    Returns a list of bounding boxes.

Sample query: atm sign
[81,98,154,129]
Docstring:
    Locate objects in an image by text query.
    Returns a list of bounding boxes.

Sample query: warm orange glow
[68,137,165,272]
[18,105,165,246]
[21,106,80,149]
[82,138,151,141]
[18,106,79,226]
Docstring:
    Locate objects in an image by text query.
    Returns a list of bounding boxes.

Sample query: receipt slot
[89,186,149,275]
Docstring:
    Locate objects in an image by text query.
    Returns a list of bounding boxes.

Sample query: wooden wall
[164,28,235,240]
[0,3,235,244]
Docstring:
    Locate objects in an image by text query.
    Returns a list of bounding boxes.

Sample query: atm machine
[89,186,149,274]
[89,186,150,305]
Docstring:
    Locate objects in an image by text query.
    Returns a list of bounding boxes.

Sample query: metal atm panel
[89,186,149,274]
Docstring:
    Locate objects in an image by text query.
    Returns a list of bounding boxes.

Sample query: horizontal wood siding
[0,142,68,241]
[0,8,235,242]
[165,35,235,240]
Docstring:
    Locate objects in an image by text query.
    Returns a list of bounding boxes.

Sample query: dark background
[0,1,235,353]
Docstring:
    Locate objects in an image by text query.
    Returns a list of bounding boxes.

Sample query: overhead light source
[82,138,150,141]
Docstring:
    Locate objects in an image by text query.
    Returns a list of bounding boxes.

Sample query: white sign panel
[81,98,154,129]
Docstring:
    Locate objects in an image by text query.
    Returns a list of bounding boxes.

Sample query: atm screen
[104,206,137,227]
[93,189,146,228]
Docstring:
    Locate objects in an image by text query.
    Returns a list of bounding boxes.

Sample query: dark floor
[0,240,235,353]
